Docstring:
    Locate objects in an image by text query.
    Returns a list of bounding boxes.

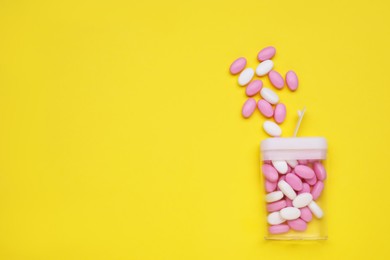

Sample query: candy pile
[263,159,326,234]
[229,46,299,137]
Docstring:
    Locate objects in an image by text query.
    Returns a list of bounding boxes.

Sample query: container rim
[261,137,327,151]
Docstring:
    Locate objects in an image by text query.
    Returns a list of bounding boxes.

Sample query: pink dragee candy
[262,164,279,182]
[299,183,311,194]
[242,98,257,118]
[229,57,247,75]
[287,218,307,231]
[313,162,327,181]
[245,80,263,97]
[265,180,277,192]
[285,198,293,207]
[305,174,317,186]
[274,103,286,124]
[269,224,289,234]
[286,70,299,91]
[257,99,273,118]
[268,70,284,89]
[294,165,315,179]
[300,207,313,222]
[311,181,324,200]
[285,173,303,191]
[257,46,276,61]
[267,200,287,212]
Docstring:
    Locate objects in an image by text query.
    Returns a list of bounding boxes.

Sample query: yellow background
[0,0,389,259]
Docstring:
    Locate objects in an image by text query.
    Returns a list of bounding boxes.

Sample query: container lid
[261,137,327,151]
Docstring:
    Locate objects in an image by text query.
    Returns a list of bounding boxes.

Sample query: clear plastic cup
[260,137,328,240]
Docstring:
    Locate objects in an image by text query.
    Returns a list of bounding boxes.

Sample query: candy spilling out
[229,46,299,137]
[230,47,326,237]
[263,159,326,234]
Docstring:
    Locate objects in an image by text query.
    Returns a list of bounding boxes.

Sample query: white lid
[260,137,327,160]
[261,137,327,151]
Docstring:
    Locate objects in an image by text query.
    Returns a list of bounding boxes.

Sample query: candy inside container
[261,108,328,239]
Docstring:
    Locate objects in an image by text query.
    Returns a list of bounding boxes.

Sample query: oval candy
[292,193,313,208]
[308,201,323,218]
[311,181,324,200]
[294,165,315,179]
[277,180,296,200]
[245,80,263,97]
[265,191,284,203]
[267,211,285,225]
[268,224,289,234]
[242,98,257,118]
[274,103,286,124]
[262,164,279,182]
[229,57,247,75]
[272,160,288,174]
[313,162,327,181]
[238,68,254,86]
[263,121,282,137]
[285,173,303,191]
[286,70,299,91]
[260,87,279,104]
[280,207,301,220]
[267,200,287,212]
[257,99,273,118]
[257,46,276,61]
[305,174,317,186]
[265,180,277,192]
[256,60,274,76]
[287,218,307,231]
[286,160,298,168]
[300,207,313,222]
[268,70,284,89]
[277,175,286,191]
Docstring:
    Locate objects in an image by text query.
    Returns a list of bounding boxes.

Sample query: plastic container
[260,137,328,240]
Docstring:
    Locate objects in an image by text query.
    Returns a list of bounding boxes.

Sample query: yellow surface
[0,0,389,259]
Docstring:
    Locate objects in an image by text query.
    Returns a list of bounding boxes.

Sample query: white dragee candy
[263,121,282,137]
[260,88,279,104]
[286,160,298,168]
[308,201,324,219]
[267,211,285,225]
[277,180,297,200]
[280,207,301,220]
[265,191,284,203]
[272,160,288,174]
[292,193,313,208]
[238,68,254,86]
[256,60,274,76]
